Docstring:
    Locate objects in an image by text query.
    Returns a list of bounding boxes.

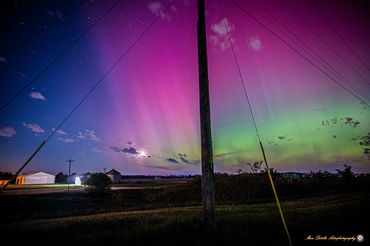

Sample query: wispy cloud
[77,129,100,141]
[210,18,235,51]
[43,8,64,20]
[23,122,44,133]
[59,137,74,143]
[77,131,85,139]
[0,126,16,137]
[248,36,262,51]
[52,128,67,135]
[165,153,195,165]
[30,91,46,101]
[166,158,179,164]
[91,147,105,154]
[148,1,174,21]
[85,129,100,141]
[0,55,7,63]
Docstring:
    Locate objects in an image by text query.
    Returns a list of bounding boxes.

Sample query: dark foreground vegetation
[0,166,369,245]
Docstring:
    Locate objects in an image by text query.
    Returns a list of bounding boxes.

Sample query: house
[105,169,121,183]
[16,172,55,184]
[0,180,10,185]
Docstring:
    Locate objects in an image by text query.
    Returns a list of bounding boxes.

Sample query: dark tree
[336,165,354,185]
[0,172,13,179]
[55,172,67,183]
[85,172,112,194]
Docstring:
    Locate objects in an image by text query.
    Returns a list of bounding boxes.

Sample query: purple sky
[0,0,369,175]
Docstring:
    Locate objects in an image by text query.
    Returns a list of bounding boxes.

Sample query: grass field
[1,188,369,245]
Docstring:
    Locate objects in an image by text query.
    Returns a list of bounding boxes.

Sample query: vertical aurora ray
[0,0,368,175]
[89,0,369,174]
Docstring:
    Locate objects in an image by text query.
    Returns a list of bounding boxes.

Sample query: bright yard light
[75,176,81,185]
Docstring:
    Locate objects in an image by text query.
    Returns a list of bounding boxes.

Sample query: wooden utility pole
[66,159,75,191]
[197,0,215,221]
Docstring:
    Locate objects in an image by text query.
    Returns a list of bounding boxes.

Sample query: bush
[85,173,112,194]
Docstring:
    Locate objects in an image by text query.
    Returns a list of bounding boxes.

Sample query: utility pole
[66,159,75,191]
[197,0,215,222]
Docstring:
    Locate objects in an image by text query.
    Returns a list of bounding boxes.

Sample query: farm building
[16,172,55,184]
[0,179,9,185]
[106,169,121,183]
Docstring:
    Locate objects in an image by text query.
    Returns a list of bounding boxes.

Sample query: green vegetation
[0,166,369,245]
[1,191,369,245]
[84,172,112,194]
[150,166,370,204]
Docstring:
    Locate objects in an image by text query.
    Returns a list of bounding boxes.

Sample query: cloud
[30,91,46,101]
[0,126,16,137]
[177,153,192,164]
[77,129,100,141]
[148,1,171,21]
[85,129,101,141]
[210,18,235,51]
[0,55,7,63]
[110,145,151,158]
[344,117,360,128]
[214,150,246,158]
[23,122,44,133]
[77,132,85,139]
[43,8,64,20]
[59,137,74,143]
[145,165,174,171]
[91,147,104,154]
[248,36,262,51]
[122,147,139,155]
[180,156,190,164]
[52,128,67,135]
[166,158,179,164]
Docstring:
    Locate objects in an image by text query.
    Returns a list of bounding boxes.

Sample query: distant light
[75,177,81,185]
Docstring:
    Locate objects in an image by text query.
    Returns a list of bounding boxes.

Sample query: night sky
[0,0,369,175]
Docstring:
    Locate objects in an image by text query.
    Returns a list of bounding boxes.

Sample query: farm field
[1,179,369,245]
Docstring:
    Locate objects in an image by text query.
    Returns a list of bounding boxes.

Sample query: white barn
[16,172,55,184]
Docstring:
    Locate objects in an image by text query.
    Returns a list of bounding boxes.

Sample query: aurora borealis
[0,0,369,175]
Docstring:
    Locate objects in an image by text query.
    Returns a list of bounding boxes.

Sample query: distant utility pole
[197,0,215,222]
[66,159,75,191]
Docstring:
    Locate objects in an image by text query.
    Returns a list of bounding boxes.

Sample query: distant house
[16,172,55,185]
[0,180,9,185]
[106,169,121,183]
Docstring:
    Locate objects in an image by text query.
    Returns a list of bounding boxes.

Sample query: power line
[310,0,370,71]
[1,0,91,57]
[229,0,368,106]
[249,0,368,101]
[218,3,292,246]
[0,0,121,112]
[1,1,171,191]
[280,0,369,85]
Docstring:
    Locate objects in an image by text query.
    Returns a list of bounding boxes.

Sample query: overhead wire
[218,2,292,246]
[280,0,369,86]
[0,0,121,112]
[309,0,370,72]
[248,0,368,101]
[229,0,368,106]
[0,1,172,190]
